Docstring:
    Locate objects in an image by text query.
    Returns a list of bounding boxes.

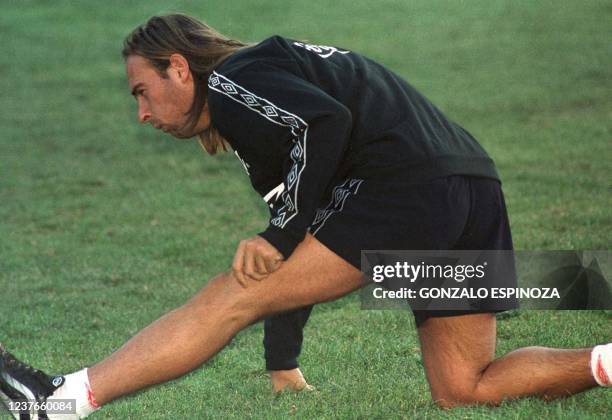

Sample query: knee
[428,376,501,408]
[185,272,270,327]
[430,383,474,408]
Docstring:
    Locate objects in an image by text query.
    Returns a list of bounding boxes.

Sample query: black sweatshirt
[207,36,499,259]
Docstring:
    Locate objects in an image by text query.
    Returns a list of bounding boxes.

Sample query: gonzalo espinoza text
[370,261,561,299]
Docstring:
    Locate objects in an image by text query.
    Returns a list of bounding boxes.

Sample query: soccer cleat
[0,344,65,420]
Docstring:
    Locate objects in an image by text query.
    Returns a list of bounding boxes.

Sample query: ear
[168,53,191,83]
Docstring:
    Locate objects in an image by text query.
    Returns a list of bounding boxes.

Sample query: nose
[137,99,151,124]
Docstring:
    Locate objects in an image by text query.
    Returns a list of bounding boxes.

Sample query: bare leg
[88,234,363,405]
[417,313,597,408]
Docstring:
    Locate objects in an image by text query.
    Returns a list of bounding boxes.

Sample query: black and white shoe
[0,344,64,420]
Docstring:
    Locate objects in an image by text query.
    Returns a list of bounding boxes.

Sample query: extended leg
[88,234,363,405]
[417,313,598,408]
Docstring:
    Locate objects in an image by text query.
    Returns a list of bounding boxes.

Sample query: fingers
[254,254,269,274]
[231,236,285,288]
[263,255,283,273]
[244,245,267,281]
[231,240,248,288]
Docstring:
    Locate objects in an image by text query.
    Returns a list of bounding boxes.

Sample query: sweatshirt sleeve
[208,62,353,259]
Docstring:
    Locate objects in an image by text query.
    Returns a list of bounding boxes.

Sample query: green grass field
[1,0,611,418]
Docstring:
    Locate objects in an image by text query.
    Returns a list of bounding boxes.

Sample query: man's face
[126,54,209,139]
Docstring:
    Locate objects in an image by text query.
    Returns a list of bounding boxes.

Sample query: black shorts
[309,175,518,326]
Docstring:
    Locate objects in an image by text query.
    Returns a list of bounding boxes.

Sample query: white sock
[590,343,612,387]
[47,368,100,419]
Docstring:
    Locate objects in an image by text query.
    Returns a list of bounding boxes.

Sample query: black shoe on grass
[0,344,64,420]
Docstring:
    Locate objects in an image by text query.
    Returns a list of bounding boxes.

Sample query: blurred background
[1,1,610,418]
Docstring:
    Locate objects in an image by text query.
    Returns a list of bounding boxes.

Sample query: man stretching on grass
[1,14,609,419]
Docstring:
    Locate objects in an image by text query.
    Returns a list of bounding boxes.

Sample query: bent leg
[417,313,597,408]
[89,234,363,405]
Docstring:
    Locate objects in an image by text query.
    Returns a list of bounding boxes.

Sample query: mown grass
[1,1,610,419]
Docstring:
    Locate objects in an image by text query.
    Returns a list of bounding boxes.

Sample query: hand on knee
[184,272,266,327]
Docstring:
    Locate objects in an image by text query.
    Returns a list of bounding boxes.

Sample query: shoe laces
[1,347,51,398]
[2,349,41,376]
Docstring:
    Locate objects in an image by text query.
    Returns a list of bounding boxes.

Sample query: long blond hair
[122,14,249,154]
